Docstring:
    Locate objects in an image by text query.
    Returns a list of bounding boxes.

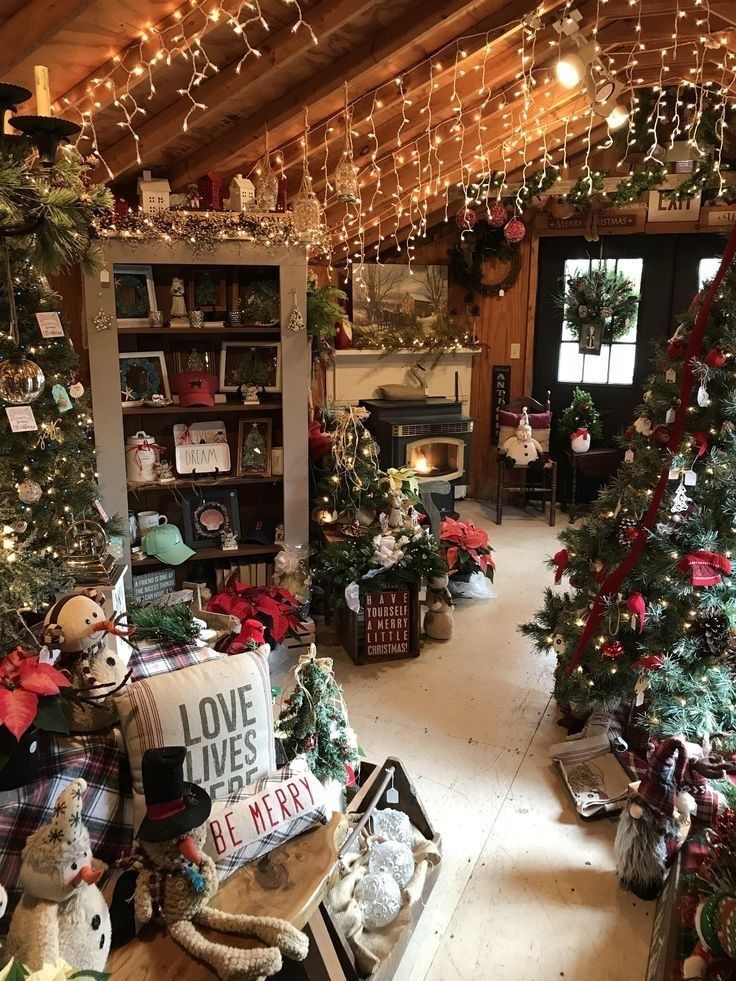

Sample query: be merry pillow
[114,649,275,829]
[205,756,329,878]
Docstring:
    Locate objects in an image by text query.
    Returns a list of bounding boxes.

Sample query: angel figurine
[170,276,187,322]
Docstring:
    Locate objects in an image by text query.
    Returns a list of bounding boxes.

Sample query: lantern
[334,83,360,205]
[255,127,278,212]
[292,107,323,244]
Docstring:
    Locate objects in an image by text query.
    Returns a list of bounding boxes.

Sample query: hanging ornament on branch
[255,127,278,212]
[287,288,305,332]
[503,216,526,244]
[0,356,45,405]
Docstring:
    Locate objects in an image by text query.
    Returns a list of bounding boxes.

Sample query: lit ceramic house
[137,170,171,214]
[197,172,224,210]
[228,173,257,213]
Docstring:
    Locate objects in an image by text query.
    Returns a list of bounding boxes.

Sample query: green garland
[557,267,639,344]
[125,602,201,646]
[351,314,479,367]
[606,167,666,207]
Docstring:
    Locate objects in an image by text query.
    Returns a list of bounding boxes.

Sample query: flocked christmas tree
[522,236,736,740]
[276,645,359,783]
[241,423,266,474]
[0,146,112,649]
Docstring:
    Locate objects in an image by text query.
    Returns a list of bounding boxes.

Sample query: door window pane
[699,257,720,289]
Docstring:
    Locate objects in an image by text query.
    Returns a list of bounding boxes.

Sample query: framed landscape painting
[351,264,448,337]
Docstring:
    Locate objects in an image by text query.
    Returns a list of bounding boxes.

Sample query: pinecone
[617,516,639,547]
[693,610,732,658]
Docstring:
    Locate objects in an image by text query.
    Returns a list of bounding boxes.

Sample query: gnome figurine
[4,779,110,971]
[134,747,309,980]
[614,737,695,900]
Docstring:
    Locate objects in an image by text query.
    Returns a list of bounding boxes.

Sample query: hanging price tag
[5,406,38,432]
[668,468,680,480]
[665,368,676,383]
[634,675,649,707]
[665,408,676,424]
[684,470,697,486]
[624,449,634,464]
[35,311,64,338]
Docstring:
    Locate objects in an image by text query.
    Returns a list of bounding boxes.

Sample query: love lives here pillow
[114,649,275,829]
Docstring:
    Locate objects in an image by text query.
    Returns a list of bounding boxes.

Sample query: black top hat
[138,746,212,843]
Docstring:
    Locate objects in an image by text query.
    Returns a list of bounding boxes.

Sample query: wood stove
[360,398,474,516]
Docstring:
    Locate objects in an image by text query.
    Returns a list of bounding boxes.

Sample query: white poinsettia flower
[26,959,75,981]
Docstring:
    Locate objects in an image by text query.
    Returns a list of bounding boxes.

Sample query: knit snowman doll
[501,408,544,469]
[4,778,111,971]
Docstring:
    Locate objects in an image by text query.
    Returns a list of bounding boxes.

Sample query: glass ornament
[0,357,45,405]
[256,158,278,212]
[293,174,322,244]
[335,151,360,205]
[355,872,402,929]
[369,840,415,888]
[372,808,413,848]
[17,479,42,504]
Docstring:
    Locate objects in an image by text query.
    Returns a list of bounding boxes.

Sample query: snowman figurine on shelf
[501,407,544,469]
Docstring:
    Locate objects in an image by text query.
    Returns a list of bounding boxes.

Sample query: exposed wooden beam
[0,0,89,77]
[97,0,361,181]
[166,0,556,189]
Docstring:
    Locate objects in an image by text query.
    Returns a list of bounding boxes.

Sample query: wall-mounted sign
[703,206,736,228]
[537,211,644,235]
[646,189,701,223]
[491,365,511,444]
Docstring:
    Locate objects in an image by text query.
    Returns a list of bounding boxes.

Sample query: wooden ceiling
[3,0,736,253]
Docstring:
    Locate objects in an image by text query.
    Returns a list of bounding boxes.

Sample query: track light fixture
[555,40,597,90]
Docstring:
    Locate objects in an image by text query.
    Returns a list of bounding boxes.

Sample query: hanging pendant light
[255,127,278,212]
[292,106,323,244]
[335,82,360,205]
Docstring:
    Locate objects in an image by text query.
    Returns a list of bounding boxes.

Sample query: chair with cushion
[496,393,556,526]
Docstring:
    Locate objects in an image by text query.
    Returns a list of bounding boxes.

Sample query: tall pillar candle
[34,66,51,117]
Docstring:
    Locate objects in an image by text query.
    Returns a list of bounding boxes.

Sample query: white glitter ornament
[17,479,42,504]
[372,808,413,848]
[369,840,415,888]
[355,872,402,929]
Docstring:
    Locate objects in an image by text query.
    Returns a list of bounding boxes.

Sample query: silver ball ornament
[372,808,413,848]
[369,840,415,888]
[0,357,45,405]
[355,872,402,929]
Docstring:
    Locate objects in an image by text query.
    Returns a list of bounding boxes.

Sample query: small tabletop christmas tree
[241,423,266,473]
[558,387,603,441]
[235,347,273,392]
[275,645,359,784]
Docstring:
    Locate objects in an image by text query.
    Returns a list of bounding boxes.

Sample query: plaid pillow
[128,640,222,681]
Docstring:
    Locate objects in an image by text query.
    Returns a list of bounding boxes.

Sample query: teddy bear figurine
[4,779,110,972]
[424,575,454,640]
[134,747,309,980]
[501,408,544,469]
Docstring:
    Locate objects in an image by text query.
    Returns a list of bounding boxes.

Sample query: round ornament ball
[601,639,624,660]
[488,201,507,228]
[651,424,671,448]
[551,628,567,656]
[69,381,85,399]
[17,479,42,504]
[455,207,477,231]
[372,808,413,848]
[503,216,526,244]
[355,872,402,929]
[0,357,45,406]
[369,840,415,888]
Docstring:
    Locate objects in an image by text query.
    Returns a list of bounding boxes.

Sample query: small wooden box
[338,587,420,665]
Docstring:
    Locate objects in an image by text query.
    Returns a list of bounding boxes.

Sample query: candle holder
[10,115,81,167]
[0,83,32,159]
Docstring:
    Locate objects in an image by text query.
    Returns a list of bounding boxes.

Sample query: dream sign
[173,420,231,474]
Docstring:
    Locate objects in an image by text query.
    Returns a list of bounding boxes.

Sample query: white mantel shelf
[333,348,479,358]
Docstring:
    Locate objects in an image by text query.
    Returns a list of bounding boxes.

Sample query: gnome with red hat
[614,737,695,900]
[134,746,309,980]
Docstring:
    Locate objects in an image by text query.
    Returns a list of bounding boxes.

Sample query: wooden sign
[536,210,644,236]
[174,420,231,474]
[132,567,176,603]
[647,189,701,223]
[364,590,412,659]
[491,365,511,444]
[703,205,736,228]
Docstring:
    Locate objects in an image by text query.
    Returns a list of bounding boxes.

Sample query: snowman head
[20,779,101,902]
[139,823,208,873]
[43,590,107,656]
[551,629,567,655]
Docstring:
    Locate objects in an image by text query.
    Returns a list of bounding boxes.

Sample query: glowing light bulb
[607,105,629,130]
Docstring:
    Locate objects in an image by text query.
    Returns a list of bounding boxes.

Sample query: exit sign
[647,189,701,223]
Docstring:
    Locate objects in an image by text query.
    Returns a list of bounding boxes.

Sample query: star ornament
[121,386,135,402]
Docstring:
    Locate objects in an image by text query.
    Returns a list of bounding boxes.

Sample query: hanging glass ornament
[335,82,360,205]
[488,201,507,228]
[0,356,45,405]
[697,384,711,407]
[17,479,42,504]
[504,216,526,244]
[292,107,323,244]
[354,872,402,929]
[255,127,278,212]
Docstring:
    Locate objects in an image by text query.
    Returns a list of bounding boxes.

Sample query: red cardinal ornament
[667,334,690,360]
[626,592,647,633]
[677,550,732,587]
[601,639,624,660]
[553,548,569,584]
[631,653,665,672]
[692,431,710,459]
[705,345,727,368]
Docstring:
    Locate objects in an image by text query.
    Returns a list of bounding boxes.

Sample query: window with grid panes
[699,256,721,289]
[556,257,643,386]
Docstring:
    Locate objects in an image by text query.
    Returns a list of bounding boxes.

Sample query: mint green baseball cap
[142,524,195,565]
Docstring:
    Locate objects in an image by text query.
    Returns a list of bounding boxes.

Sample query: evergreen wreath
[119,358,162,401]
[448,219,522,298]
[557,266,639,344]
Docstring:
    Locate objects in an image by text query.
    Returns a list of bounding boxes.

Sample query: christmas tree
[0,147,111,648]
[312,404,384,517]
[275,646,359,783]
[522,235,736,740]
[234,347,274,389]
[241,423,266,473]
[558,387,603,441]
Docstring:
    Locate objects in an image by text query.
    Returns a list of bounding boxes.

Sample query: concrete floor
[282,501,653,980]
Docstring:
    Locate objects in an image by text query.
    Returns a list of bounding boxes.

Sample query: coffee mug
[138,511,168,535]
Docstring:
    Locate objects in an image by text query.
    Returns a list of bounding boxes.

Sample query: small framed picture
[172,348,218,375]
[181,488,241,549]
[219,341,282,393]
[113,264,156,325]
[119,351,171,406]
[188,268,227,312]
[236,418,272,477]
[578,321,603,356]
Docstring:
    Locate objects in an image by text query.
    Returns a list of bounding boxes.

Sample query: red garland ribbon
[565,225,736,677]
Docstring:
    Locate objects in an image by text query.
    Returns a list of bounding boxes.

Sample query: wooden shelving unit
[84,240,309,590]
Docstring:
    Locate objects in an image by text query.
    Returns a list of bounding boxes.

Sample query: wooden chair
[495,393,557,526]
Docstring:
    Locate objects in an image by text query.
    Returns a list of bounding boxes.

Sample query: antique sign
[491,365,511,444]
[646,190,701,223]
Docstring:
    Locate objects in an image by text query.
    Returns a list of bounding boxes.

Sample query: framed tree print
[236,419,272,477]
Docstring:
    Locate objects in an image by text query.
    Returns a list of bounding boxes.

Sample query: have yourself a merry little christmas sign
[362,589,419,662]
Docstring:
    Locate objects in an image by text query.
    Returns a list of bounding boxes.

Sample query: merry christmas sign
[364,590,413,659]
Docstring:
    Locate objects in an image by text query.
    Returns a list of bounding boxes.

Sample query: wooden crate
[337,587,420,665]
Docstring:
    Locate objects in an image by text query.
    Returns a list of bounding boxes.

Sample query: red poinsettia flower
[208,576,308,653]
[0,647,69,740]
[440,517,495,578]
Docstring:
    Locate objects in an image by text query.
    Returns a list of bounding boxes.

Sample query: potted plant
[558,387,603,453]
[440,517,495,584]
[307,279,348,365]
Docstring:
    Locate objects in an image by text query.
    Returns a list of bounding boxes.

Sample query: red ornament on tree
[488,201,507,228]
[705,345,727,368]
[553,548,569,584]
[667,334,690,360]
[503,216,526,244]
[455,207,477,231]
[601,639,624,660]
[651,424,671,447]
[631,653,665,671]
[677,550,732,587]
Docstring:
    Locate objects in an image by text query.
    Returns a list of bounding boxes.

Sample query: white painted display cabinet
[84,240,309,590]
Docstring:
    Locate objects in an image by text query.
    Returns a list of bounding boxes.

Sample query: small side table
[564,447,620,523]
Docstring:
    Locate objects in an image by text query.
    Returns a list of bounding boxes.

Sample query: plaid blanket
[129,639,221,680]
